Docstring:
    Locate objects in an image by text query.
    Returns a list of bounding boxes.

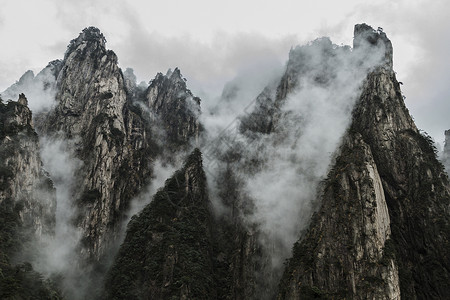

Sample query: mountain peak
[77,26,106,44]
[66,26,107,57]
[354,23,393,68]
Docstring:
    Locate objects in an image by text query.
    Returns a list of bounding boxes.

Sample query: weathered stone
[278,24,449,299]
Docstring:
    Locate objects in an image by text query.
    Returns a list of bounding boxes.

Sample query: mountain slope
[0,94,60,299]
[278,24,450,299]
[33,27,201,263]
[104,149,215,300]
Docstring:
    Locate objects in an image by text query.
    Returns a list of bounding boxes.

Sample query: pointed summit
[279,24,449,299]
[65,26,108,61]
[146,67,201,148]
[104,149,215,300]
[71,26,106,46]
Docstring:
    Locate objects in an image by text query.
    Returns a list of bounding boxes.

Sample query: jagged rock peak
[2,94,33,129]
[65,26,109,60]
[18,93,28,106]
[445,129,450,142]
[354,23,393,69]
[42,59,63,76]
[152,67,186,85]
[70,26,106,47]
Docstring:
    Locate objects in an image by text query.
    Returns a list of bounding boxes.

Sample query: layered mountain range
[0,24,448,299]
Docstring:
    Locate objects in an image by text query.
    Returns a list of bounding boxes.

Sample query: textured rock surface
[278,24,450,299]
[0,94,56,238]
[36,27,144,261]
[0,94,60,299]
[35,27,201,263]
[145,68,201,149]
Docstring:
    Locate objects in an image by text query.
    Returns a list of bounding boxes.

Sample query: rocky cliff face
[1,23,449,300]
[209,24,390,299]
[278,25,450,299]
[34,27,201,263]
[0,94,60,299]
[0,94,56,239]
[146,68,201,149]
[239,36,353,136]
[36,27,146,261]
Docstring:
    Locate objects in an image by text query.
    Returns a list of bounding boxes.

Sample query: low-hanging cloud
[201,33,386,295]
[1,64,58,114]
[32,136,89,300]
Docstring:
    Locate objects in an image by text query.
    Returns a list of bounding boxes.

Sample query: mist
[0,21,391,298]
[0,62,59,114]
[34,136,87,299]
[200,33,386,291]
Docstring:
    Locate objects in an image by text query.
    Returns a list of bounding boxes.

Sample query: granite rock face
[34,27,201,263]
[278,25,450,299]
[145,68,201,149]
[0,94,56,239]
[36,27,143,261]
[0,94,60,299]
[1,23,449,300]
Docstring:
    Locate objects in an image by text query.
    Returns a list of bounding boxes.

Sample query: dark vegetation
[104,149,217,300]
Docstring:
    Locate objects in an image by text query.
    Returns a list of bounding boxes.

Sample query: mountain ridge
[0,23,448,300]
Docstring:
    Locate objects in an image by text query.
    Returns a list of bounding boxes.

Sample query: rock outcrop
[1,23,448,300]
[212,24,389,299]
[34,27,201,263]
[0,94,60,299]
[145,68,201,149]
[0,94,56,239]
[1,60,61,114]
[278,24,450,299]
[36,27,146,261]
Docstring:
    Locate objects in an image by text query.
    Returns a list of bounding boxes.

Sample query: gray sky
[0,0,449,144]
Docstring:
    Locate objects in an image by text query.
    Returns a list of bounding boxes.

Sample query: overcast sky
[0,0,449,144]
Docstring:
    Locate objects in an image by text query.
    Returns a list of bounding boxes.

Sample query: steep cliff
[35,27,148,261]
[145,68,201,150]
[278,24,450,299]
[34,27,201,263]
[1,23,448,300]
[0,94,60,299]
[104,149,215,300]
[208,24,390,299]
[0,94,56,242]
